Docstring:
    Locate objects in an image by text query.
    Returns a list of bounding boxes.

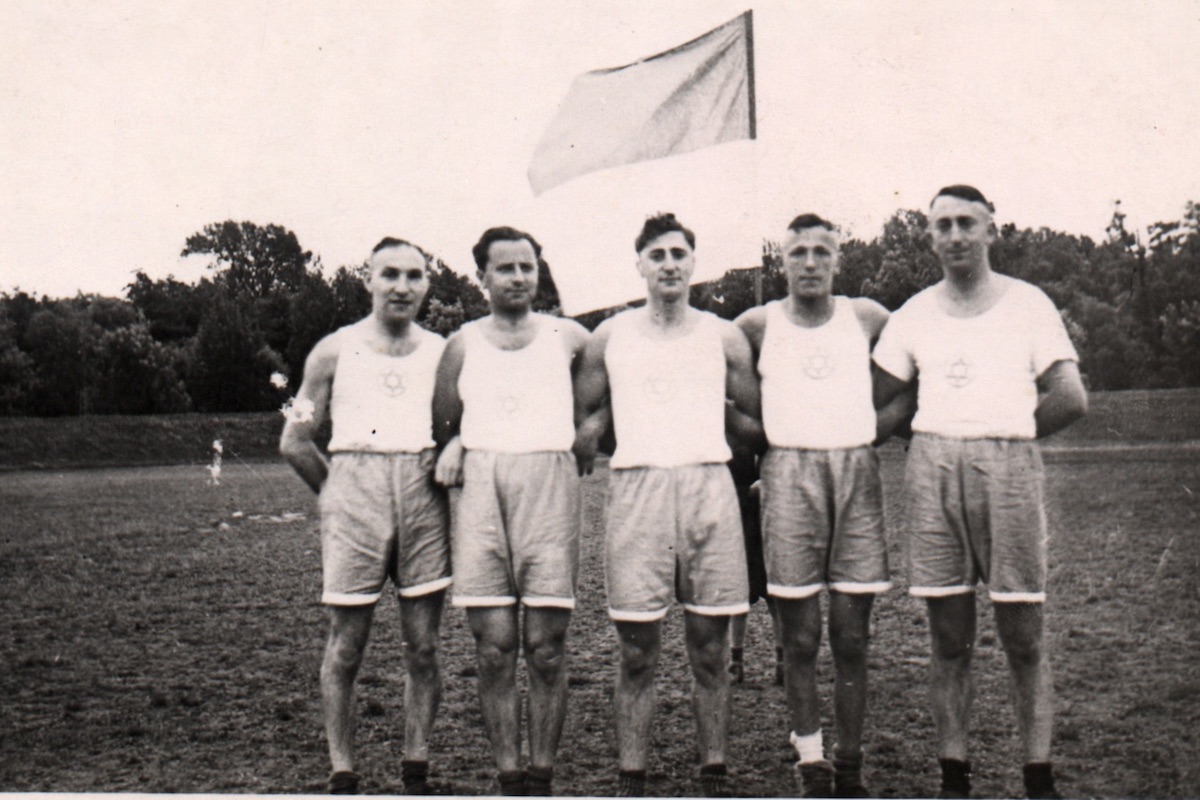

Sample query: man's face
[782,226,839,300]
[637,231,695,301]
[929,195,994,274]
[367,245,429,324]
[481,238,539,313]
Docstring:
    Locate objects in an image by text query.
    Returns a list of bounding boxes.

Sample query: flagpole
[744,9,756,141]
[745,9,762,305]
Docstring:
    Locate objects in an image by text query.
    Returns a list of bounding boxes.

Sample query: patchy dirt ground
[1,445,1197,797]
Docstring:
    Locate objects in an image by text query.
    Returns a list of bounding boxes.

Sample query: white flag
[528,11,755,195]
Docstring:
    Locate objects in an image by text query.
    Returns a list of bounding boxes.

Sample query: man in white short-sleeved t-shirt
[873,185,1087,800]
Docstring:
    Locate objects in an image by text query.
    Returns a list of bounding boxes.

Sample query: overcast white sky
[2,1,1198,313]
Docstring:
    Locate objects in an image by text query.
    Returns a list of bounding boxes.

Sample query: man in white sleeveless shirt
[735,213,912,798]
[873,186,1087,800]
[575,213,762,798]
[280,238,450,795]
[432,226,591,797]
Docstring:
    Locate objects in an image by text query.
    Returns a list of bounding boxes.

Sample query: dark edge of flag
[744,9,757,140]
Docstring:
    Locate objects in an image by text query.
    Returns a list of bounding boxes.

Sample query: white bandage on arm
[282,397,316,424]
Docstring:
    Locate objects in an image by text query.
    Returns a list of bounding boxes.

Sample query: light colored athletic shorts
[606,464,749,622]
[904,433,1049,602]
[319,450,451,606]
[451,450,580,609]
[760,445,890,599]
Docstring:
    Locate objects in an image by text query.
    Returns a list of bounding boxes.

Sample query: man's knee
[617,628,660,682]
[829,621,869,663]
[324,607,373,675]
[684,616,730,681]
[781,619,822,662]
[995,603,1046,667]
[403,636,440,677]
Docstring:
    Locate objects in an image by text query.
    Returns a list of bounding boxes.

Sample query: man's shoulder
[1000,274,1056,306]
[733,304,769,340]
[891,284,942,318]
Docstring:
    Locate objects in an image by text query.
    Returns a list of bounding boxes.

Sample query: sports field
[1,391,1198,797]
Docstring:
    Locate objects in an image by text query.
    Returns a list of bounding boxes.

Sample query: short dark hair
[931,185,995,213]
[635,212,695,253]
[371,237,432,266]
[472,226,542,272]
[786,213,837,234]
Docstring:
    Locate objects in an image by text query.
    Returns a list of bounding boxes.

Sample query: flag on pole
[528,10,756,195]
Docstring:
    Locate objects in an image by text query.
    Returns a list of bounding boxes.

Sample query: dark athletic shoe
[328,771,360,795]
[795,761,835,798]
[833,753,870,798]
[936,758,972,799]
[699,763,732,798]
[1024,762,1062,799]
[498,770,527,796]
[616,769,647,797]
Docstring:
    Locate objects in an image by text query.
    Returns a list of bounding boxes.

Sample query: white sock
[790,729,824,764]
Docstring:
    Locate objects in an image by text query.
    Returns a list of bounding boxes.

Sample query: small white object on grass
[270,372,289,390]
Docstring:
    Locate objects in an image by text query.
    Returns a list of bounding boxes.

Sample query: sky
[2,0,1198,314]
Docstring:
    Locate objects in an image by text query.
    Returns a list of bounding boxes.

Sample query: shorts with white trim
[904,433,1049,602]
[760,445,890,599]
[606,464,749,622]
[320,450,451,606]
[451,450,580,609]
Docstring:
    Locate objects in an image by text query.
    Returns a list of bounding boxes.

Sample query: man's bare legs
[467,606,522,775]
[524,607,572,794]
[322,605,375,779]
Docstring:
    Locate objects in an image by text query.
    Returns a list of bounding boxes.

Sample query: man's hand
[572,415,604,477]
[434,436,465,487]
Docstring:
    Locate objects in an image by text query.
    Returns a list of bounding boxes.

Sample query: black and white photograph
[2,2,1197,797]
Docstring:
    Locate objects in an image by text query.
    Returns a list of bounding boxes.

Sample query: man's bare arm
[1035,359,1088,438]
[872,364,916,445]
[723,323,765,453]
[279,336,337,493]
[431,333,466,486]
[572,324,613,476]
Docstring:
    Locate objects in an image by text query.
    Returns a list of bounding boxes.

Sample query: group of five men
[279,184,1087,798]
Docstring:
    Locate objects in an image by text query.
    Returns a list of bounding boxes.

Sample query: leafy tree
[186,294,285,412]
[0,305,35,414]
[860,209,940,310]
[182,221,313,298]
[92,324,191,414]
[419,259,487,334]
[20,302,100,415]
[126,272,210,343]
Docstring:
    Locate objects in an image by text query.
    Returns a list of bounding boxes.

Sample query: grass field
[1,391,1199,796]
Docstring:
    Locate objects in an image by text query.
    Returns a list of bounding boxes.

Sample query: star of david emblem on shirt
[500,392,524,417]
[801,349,835,379]
[380,369,406,396]
[945,357,972,388]
[643,376,676,404]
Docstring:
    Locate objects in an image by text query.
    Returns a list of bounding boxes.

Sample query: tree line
[2,203,1198,416]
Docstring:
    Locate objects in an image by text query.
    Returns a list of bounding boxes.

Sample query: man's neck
[943,260,993,299]
[371,313,413,341]
[646,293,690,327]
[786,293,835,326]
[490,305,534,331]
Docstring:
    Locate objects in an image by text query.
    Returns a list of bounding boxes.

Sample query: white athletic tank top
[458,315,576,453]
[327,320,444,453]
[759,298,876,449]
[606,309,732,469]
